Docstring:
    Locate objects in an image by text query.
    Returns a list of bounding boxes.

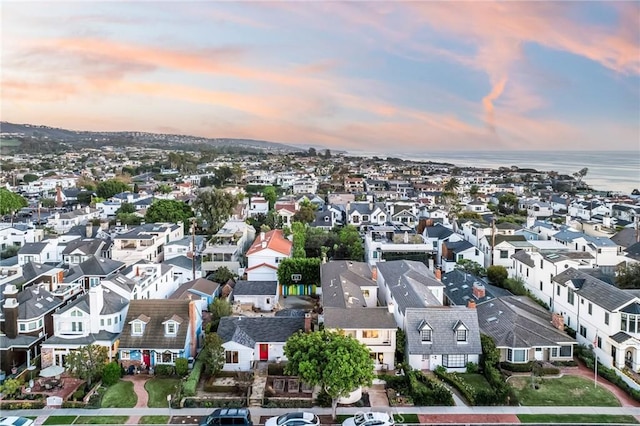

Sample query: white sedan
[342,412,395,426]
[265,412,320,426]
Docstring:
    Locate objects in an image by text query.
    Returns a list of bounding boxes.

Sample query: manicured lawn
[74,416,129,424]
[510,375,620,406]
[394,414,419,423]
[518,414,639,424]
[43,416,77,425]
[458,373,490,391]
[145,377,181,408]
[100,380,137,408]
[139,415,170,424]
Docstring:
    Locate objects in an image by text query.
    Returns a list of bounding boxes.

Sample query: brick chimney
[304,313,311,333]
[434,268,442,281]
[3,284,19,338]
[371,266,377,281]
[56,185,63,208]
[551,313,565,330]
[467,299,476,309]
[472,282,486,299]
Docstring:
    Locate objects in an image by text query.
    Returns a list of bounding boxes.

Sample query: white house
[245,230,292,281]
[111,222,184,265]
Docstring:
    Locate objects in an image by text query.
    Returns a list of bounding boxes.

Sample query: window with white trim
[225,351,239,364]
[442,354,467,368]
[507,348,527,363]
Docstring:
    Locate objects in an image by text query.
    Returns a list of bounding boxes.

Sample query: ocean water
[349,150,640,195]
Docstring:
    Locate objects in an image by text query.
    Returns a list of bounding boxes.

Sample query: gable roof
[476,296,575,348]
[217,316,305,347]
[62,239,104,255]
[170,278,219,300]
[119,299,192,350]
[321,261,376,309]
[323,306,396,330]
[553,268,635,311]
[441,269,511,306]
[425,225,453,240]
[233,280,278,296]
[246,229,292,257]
[18,242,48,255]
[376,260,443,313]
[405,307,481,356]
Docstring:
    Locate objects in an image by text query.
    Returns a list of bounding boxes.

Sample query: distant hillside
[0,122,305,153]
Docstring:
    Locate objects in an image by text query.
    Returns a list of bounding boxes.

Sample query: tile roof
[476,296,575,348]
[405,307,481,356]
[119,299,193,350]
[217,316,305,347]
[246,229,292,257]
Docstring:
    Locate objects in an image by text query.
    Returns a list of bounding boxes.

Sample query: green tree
[102,361,121,386]
[291,222,307,258]
[0,378,21,398]
[573,167,589,186]
[486,265,508,287]
[263,186,277,210]
[193,188,240,234]
[498,193,519,214]
[305,227,330,258]
[207,266,235,284]
[175,357,189,376]
[96,179,130,199]
[284,330,375,419]
[40,198,56,208]
[336,225,364,261]
[293,200,316,224]
[1,246,19,259]
[468,184,480,198]
[616,263,640,289]
[22,173,39,183]
[444,177,460,193]
[455,259,486,277]
[201,333,225,375]
[156,184,173,194]
[209,298,232,332]
[213,166,233,186]
[116,202,136,215]
[145,199,194,226]
[65,344,108,387]
[0,188,27,216]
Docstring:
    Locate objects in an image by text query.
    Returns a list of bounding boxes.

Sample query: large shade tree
[144,199,194,227]
[193,188,240,234]
[0,188,27,216]
[65,344,108,387]
[284,330,375,419]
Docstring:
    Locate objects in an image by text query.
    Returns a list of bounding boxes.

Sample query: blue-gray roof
[233,280,278,296]
[405,307,481,356]
[376,260,443,314]
[553,268,635,311]
[217,316,305,347]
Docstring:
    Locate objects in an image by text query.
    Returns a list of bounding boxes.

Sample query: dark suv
[200,408,253,426]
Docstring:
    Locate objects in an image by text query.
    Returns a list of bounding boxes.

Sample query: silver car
[265,412,320,426]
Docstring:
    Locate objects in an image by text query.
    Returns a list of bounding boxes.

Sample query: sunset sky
[2,1,639,153]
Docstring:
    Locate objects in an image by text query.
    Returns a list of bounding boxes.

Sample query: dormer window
[162,315,183,336]
[166,322,177,335]
[132,322,143,335]
[418,320,432,343]
[130,314,150,336]
[453,320,468,343]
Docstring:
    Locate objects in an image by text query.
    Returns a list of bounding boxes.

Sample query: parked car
[200,408,253,426]
[0,417,34,426]
[342,412,394,426]
[265,412,320,426]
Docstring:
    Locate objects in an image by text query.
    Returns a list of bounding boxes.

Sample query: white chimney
[526,215,535,229]
[89,285,104,333]
[387,303,394,314]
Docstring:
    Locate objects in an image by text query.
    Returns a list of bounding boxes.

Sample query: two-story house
[118,299,202,370]
[111,223,184,265]
[202,220,256,276]
[0,283,63,372]
[321,261,397,371]
[245,230,292,282]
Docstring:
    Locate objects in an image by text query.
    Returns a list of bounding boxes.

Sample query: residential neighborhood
[1,138,640,424]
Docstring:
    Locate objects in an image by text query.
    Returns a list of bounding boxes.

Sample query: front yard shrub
[465,362,479,374]
[175,358,189,377]
[183,397,246,408]
[102,362,121,386]
[154,364,174,376]
[267,363,289,376]
[540,366,561,376]
[182,359,203,397]
[0,401,46,410]
[262,398,314,408]
[551,360,578,367]
[434,367,476,405]
[500,361,533,372]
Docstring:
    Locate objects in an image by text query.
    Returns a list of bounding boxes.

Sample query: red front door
[143,351,151,367]
[259,344,268,361]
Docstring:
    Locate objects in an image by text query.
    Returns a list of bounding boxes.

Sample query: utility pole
[491,218,496,265]
[191,219,197,281]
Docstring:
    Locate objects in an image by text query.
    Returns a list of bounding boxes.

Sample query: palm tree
[444,177,460,193]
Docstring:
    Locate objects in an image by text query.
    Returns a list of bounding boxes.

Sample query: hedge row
[183,397,246,408]
[0,401,45,410]
[577,348,640,403]
[182,359,204,397]
[500,362,560,376]
[434,367,477,405]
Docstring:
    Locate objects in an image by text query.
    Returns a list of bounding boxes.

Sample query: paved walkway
[123,374,151,424]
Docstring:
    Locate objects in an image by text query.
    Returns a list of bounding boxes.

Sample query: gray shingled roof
[43,330,119,346]
[611,331,633,344]
[13,286,63,320]
[477,296,575,348]
[553,268,635,311]
[233,280,278,296]
[405,307,481,356]
[512,250,535,268]
[18,242,48,255]
[321,261,377,309]
[62,239,104,255]
[0,334,40,349]
[376,260,443,314]
[217,316,305,347]
[170,278,219,300]
[163,255,200,270]
[323,307,396,330]
[442,270,511,306]
[425,225,454,240]
[78,256,125,276]
[119,299,192,350]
